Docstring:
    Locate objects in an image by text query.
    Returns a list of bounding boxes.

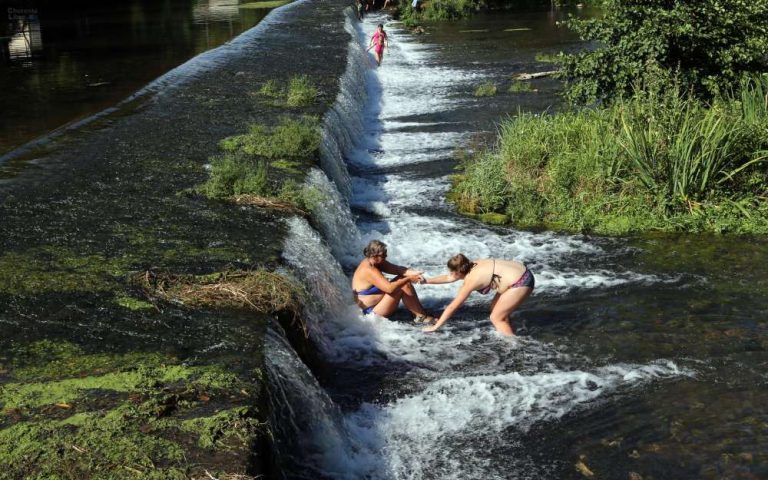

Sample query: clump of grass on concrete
[202,116,321,204]
[474,82,497,97]
[219,117,320,160]
[286,75,318,107]
[257,75,318,107]
[509,80,534,93]
[258,79,283,98]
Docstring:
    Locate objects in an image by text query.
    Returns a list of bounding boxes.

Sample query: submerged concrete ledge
[0,0,354,477]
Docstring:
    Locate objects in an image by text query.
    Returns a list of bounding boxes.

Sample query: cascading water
[270,9,696,480]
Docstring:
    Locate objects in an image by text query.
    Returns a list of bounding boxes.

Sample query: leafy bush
[560,0,768,104]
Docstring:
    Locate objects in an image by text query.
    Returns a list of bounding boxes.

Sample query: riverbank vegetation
[396,0,600,26]
[451,76,768,234]
[450,0,768,235]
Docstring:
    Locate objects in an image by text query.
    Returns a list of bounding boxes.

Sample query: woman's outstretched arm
[423,283,473,333]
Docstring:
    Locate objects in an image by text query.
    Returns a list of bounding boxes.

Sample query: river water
[1,0,276,159]
[270,7,768,480]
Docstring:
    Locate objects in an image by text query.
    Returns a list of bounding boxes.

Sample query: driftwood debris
[512,70,558,81]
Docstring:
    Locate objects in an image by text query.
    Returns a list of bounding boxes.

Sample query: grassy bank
[450,77,768,235]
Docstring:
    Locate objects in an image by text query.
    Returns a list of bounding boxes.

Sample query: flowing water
[1,0,766,477]
[271,8,768,480]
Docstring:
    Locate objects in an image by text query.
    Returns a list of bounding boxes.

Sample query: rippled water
[277,8,768,480]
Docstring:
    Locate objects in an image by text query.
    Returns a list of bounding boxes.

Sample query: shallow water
[278,8,768,480]
[0,0,276,157]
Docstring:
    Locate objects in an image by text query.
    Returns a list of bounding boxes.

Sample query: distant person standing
[367,24,389,67]
[355,0,365,20]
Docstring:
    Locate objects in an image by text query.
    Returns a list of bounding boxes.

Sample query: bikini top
[354,284,383,296]
[476,259,501,295]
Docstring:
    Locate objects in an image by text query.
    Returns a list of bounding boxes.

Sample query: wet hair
[377,23,384,29]
[363,239,387,258]
[447,253,473,275]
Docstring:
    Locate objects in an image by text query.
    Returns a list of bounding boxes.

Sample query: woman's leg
[372,289,403,317]
[399,282,429,317]
[371,278,428,318]
[489,287,532,336]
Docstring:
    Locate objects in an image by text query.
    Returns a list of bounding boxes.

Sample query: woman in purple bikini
[352,240,435,322]
[421,253,535,336]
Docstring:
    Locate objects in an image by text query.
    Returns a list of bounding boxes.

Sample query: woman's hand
[423,324,439,333]
[403,268,423,277]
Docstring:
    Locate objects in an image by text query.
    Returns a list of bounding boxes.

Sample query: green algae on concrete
[182,406,261,449]
[0,341,264,479]
[0,247,127,295]
[115,295,155,311]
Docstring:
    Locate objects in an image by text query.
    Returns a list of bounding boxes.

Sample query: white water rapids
[269,11,693,480]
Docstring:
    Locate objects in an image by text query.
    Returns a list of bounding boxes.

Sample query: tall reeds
[451,75,768,234]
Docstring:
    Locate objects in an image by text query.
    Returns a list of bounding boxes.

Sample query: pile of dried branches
[137,269,304,318]
[231,195,306,215]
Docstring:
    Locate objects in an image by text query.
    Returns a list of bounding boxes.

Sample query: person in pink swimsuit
[367,24,389,66]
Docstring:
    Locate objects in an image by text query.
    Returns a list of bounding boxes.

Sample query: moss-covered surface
[0,0,352,476]
[0,341,264,479]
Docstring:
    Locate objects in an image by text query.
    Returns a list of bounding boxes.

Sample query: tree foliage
[560,0,768,104]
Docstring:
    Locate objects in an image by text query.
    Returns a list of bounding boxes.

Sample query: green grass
[535,52,560,63]
[450,76,768,235]
[508,81,534,93]
[257,75,318,107]
[200,116,321,212]
[474,82,497,97]
[286,75,318,107]
[259,79,283,98]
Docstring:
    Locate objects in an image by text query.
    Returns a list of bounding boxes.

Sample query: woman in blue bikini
[352,240,435,322]
[421,253,535,336]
